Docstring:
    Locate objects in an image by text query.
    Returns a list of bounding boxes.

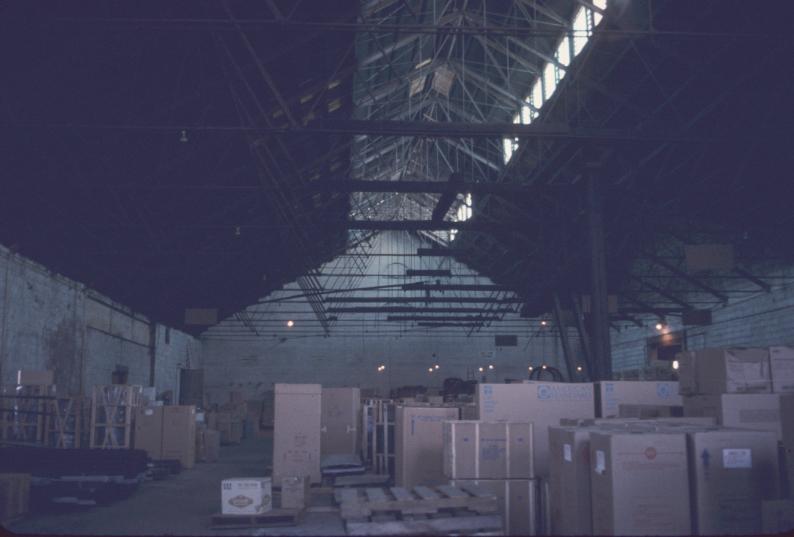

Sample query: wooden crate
[362,399,395,476]
[90,385,141,449]
[48,396,87,449]
[0,385,55,446]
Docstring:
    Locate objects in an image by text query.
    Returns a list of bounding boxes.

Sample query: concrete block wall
[0,244,201,396]
[611,265,794,371]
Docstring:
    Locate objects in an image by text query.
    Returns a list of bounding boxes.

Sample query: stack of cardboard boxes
[444,421,536,535]
[394,404,459,487]
[549,418,783,535]
[133,405,197,469]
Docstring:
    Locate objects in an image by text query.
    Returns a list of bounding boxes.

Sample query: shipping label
[722,448,752,469]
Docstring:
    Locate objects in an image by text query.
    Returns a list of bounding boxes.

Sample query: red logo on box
[645,447,657,460]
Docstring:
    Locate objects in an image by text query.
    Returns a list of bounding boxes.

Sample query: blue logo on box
[538,385,552,400]
[484,385,493,396]
[657,383,672,399]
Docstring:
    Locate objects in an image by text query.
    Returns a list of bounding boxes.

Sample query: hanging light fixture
[179,129,188,143]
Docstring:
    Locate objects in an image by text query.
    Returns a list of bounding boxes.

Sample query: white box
[221,478,272,515]
[595,381,681,418]
[769,346,794,393]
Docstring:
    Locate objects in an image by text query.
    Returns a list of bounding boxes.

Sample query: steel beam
[324,297,524,304]
[587,172,612,380]
[387,315,502,322]
[645,255,729,303]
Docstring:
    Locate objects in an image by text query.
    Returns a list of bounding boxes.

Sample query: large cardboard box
[280,475,310,509]
[687,428,780,535]
[451,479,537,536]
[679,348,771,395]
[273,384,322,484]
[196,428,221,462]
[769,346,794,393]
[16,370,54,386]
[590,430,691,536]
[321,387,361,457]
[395,405,459,487]
[476,382,594,476]
[443,421,533,479]
[221,478,272,515]
[683,393,784,440]
[548,427,593,536]
[0,473,30,523]
[595,381,681,418]
[162,405,196,469]
[134,406,164,459]
[762,499,794,534]
[782,394,794,493]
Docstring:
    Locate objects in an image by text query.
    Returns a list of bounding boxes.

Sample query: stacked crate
[90,384,142,449]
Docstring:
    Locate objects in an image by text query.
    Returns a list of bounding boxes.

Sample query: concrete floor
[8,434,346,536]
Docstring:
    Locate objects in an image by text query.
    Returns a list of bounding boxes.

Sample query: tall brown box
[687,428,780,535]
[443,421,533,479]
[477,382,594,476]
[590,430,691,536]
[451,479,538,536]
[321,387,361,457]
[395,405,459,487]
[683,393,784,440]
[679,348,771,395]
[162,405,196,469]
[196,428,220,462]
[0,474,30,523]
[769,346,794,393]
[548,427,593,536]
[781,394,794,493]
[595,381,681,418]
[273,384,322,484]
[134,406,165,459]
[280,475,310,509]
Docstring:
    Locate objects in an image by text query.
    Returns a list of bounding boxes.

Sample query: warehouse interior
[1,0,794,535]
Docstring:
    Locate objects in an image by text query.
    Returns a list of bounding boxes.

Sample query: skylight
[503,1,607,164]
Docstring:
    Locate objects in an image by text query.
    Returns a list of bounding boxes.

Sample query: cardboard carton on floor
[451,479,537,536]
[395,405,459,487]
[16,370,54,386]
[769,346,794,393]
[762,499,794,534]
[781,394,794,492]
[548,426,593,536]
[687,428,780,535]
[595,381,681,418]
[321,387,361,457]
[134,406,164,459]
[280,476,310,509]
[683,393,784,440]
[589,429,691,536]
[443,421,533,479]
[476,382,594,476]
[273,384,322,484]
[221,478,272,515]
[0,473,30,523]
[197,428,221,462]
[162,405,196,469]
[678,348,772,395]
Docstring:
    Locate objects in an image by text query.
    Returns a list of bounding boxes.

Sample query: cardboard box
[762,499,794,534]
[595,381,681,418]
[451,479,537,536]
[280,475,310,509]
[476,382,594,476]
[134,406,164,459]
[221,478,272,515]
[769,346,794,393]
[16,370,54,386]
[679,348,771,395]
[548,427,593,536]
[395,405,459,487]
[782,394,794,493]
[460,404,478,420]
[687,428,780,535]
[683,393,784,441]
[590,430,691,536]
[618,403,683,418]
[0,473,30,523]
[443,421,533,479]
[162,405,196,469]
[273,384,322,484]
[321,387,361,457]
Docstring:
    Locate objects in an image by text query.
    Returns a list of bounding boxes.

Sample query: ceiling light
[528,365,533,371]
[541,364,547,370]
[488,364,495,370]
[286,320,294,328]
[541,320,547,326]
[434,364,440,370]
[576,365,583,372]
[655,322,663,331]
[179,129,188,143]
[672,360,680,370]
[478,367,484,372]
[428,367,434,373]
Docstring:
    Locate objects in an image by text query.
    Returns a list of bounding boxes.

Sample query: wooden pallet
[48,396,87,448]
[89,385,141,449]
[0,384,55,445]
[209,508,301,529]
[345,514,503,536]
[335,485,498,521]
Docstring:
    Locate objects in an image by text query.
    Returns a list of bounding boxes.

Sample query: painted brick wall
[0,244,201,396]
[611,265,794,371]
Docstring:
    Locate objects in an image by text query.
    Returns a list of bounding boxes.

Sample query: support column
[587,171,612,380]
[552,293,575,381]
[148,322,157,387]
